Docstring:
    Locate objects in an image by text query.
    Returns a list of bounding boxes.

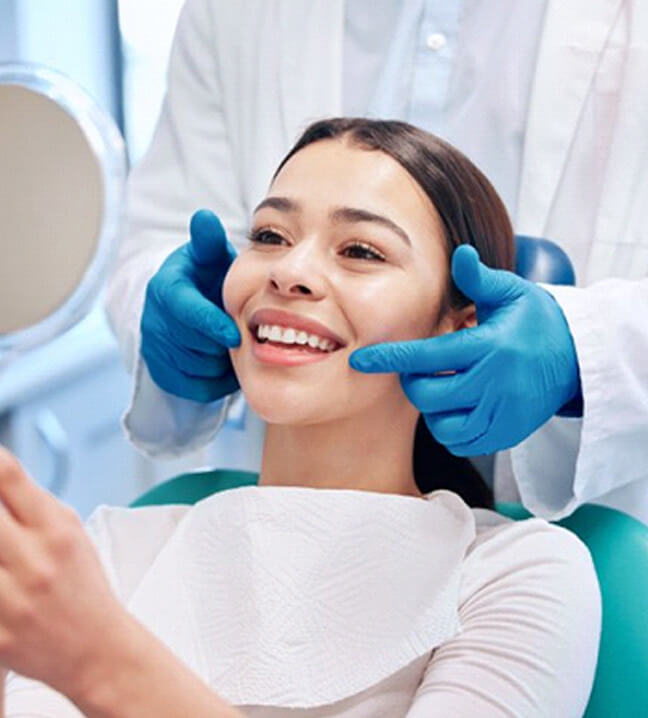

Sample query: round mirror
[0,63,126,366]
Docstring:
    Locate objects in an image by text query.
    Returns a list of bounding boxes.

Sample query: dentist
[107,0,648,523]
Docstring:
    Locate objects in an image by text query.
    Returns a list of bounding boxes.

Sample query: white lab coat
[106,0,648,522]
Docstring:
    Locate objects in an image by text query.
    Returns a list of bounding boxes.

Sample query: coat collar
[516,0,623,234]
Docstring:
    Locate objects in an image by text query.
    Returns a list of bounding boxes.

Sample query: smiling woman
[224,118,514,504]
[4,119,600,718]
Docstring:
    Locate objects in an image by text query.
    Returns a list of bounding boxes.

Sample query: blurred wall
[0,0,122,129]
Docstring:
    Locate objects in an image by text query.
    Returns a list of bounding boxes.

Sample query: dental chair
[131,236,648,718]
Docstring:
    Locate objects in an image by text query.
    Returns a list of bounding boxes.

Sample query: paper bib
[127,485,475,708]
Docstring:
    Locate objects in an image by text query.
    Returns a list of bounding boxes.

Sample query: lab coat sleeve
[510,277,648,520]
[406,514,601,717]
[104,0,248,457]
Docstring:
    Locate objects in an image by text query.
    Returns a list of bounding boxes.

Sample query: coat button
[425,32,446,51]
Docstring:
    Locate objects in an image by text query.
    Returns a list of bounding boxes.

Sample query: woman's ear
[454,303,477,330]
[436,303,477,335]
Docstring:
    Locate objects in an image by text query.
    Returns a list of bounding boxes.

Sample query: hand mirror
[0,63,126,367]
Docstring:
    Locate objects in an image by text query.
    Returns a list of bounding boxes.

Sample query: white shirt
[5,486,600,716]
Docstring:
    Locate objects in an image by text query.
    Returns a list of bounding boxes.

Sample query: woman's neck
[258,402,423,498]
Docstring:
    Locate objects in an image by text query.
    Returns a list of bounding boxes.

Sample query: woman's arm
[64,611,243,718]
[0,448,243,717]
[3,624,244,718]
[406,515,601,717]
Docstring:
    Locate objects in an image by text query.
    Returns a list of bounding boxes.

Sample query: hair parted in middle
[272,117,516,509]
[274,117,515,316]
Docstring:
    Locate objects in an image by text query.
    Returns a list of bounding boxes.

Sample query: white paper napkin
[127,485,476,708]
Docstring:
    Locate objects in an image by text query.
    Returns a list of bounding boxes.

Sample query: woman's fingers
[0,506,29,571]
[0,449,121,694]
[0,565,22,622]
[0,448,56,528]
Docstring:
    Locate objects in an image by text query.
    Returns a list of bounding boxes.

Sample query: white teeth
[268,326,283,342]
[255,324,338,351]
[281,328,296,344]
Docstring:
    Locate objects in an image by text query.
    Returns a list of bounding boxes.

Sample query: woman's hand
[0,447,124,700]
[0,448,244,717]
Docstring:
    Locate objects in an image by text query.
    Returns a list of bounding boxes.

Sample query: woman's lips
[247,307,346,348]
[243,307,347,367]
[250,331,341,366]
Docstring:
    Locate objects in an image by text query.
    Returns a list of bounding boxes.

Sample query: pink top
[6,486,600,716]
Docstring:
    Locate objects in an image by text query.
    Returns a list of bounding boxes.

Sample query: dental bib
[126,485,475,708]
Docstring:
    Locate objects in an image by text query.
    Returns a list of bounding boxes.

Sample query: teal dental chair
[130,237,648,717]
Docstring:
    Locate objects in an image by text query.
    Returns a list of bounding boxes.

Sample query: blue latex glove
[140,209,241,402]
[349,245,582,455]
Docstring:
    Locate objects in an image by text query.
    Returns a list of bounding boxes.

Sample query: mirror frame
[0,63,127,362]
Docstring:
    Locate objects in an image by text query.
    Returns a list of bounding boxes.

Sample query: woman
[2,119,600,716]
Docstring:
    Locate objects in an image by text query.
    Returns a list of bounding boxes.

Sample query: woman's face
[223,139,469,425]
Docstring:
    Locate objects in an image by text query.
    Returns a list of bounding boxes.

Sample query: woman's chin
[238,380,334,426]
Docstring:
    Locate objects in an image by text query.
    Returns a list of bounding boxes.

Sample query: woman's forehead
[268,140,440,230]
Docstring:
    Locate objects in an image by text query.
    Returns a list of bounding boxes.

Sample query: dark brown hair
[274,118,515,508]
[274,118,514,313]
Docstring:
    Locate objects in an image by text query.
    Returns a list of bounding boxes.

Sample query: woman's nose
[267,242,327,299]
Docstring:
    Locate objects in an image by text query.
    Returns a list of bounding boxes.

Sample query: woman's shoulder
[412,507,601,716]
[461,507,600,611]
[84,503,191,602]
[469,505,591,552]
[423,493,594,576]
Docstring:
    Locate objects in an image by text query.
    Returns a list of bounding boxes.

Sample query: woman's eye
[247,229,286,245]
[341,242,386,262]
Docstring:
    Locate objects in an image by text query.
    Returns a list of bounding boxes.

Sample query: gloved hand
[349,245,582,455]
[140,209,241,402]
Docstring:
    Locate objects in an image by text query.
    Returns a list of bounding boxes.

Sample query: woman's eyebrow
[253,196,298,214]
[253,196,411,247]
[329,207,411,247]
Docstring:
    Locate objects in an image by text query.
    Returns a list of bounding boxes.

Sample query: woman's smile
[222,137,450,426]
[247,306,347,366]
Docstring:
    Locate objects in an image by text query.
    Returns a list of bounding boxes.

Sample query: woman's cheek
[222,257,246,318]
[349,276,437,343]
[360,303,432,345]
[379,288,444,341]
